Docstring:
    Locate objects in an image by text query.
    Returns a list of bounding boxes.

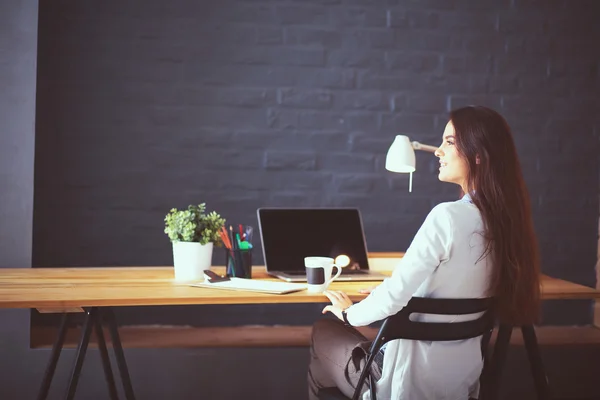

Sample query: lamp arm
[411,141,437,153]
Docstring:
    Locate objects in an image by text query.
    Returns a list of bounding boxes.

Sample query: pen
[231,228,244,278]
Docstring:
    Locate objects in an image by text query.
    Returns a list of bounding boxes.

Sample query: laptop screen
[257,208,370,273]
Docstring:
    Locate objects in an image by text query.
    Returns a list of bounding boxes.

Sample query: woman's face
[435,121,469,191]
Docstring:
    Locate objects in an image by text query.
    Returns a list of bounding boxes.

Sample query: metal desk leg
[95,309,119,400]
[105,307,136,400]
[37,313,69,400]
[521,325,551,400]
[65,308,96,400]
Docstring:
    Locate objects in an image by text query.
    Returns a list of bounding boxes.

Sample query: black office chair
[317,297,495,400]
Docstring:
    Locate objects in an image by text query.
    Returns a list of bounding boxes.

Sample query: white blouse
[346,197,492,400]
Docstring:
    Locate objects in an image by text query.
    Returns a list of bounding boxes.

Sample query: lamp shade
[385,135,416,173]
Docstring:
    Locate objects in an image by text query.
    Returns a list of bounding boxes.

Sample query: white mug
[304,256,342,293]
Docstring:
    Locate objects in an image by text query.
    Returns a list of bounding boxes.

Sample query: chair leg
[521,325,551,400]
[482,324,513,400]
[37,313,69,400]
[94,309,119,400]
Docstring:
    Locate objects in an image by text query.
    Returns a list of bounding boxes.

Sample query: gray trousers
[307,318,382,400]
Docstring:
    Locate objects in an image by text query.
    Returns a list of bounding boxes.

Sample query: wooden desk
[2,267,599,309]
[2,264,598,400]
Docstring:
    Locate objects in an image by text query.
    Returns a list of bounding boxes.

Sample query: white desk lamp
[385,135,438,192]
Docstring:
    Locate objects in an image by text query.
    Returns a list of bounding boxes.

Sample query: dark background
[1,0,599,399]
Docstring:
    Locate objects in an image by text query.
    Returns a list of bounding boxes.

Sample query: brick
[327,49,385,70]
[230,131,283,150]
[548,59,599,78]
[319,153,376,172]
[342,91,390,111]
[218,171,330,191]
[268,192,323,207]
[389,9,440,29]
[517,76,569,97]
[395,0,456,10]
[367,29,396,49]
[454,0,511,10]
[407,95,448,113]
[501,96,554,115]
[356,72,415,90]
[270,171,334,191]
[201,65,354,89]
[463,36,505,53]
[504,36,557,56]
[285,27,342,47]
[277,88,333,109]
[443,54,493,74]
[297,110,344,129]
[284,131,352,150]
[390,94,407,112]
[349,134,393,154]
[290,0,341,3]
[387,52,440,73]
[330,7,387,27]
[264,150,317,170]
[149,106,268,129]
[256,27,284,45]
[449,95,502,111]
[219,4,277,24]
[275,5,328,25]
[489,75,520,94]
[380,113,437,133]
[299,111,378,130]
[308,68,355,89]
[333,174,382,193]
[178,87,276,108]
[495,55,548,75]
[393,30,454,51]
[230,46,325,67]
[438,11,498,32]
[341,29,394,49]
[267,108,299,129]
[497,12,545,34]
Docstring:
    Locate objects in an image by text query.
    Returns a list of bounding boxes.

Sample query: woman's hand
[322,290,353,321]
[359,284,379,294]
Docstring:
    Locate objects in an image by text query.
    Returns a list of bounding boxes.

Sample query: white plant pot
[172,241,213,281]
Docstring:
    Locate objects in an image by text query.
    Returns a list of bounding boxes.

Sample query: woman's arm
[345,203,455,327]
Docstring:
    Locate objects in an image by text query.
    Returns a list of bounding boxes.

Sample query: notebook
[190,278,307,295]
[257,208,387,282]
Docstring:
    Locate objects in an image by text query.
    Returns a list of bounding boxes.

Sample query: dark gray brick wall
[32,0,600,325]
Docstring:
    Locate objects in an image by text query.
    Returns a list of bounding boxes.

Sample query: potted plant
[164,203,226,281]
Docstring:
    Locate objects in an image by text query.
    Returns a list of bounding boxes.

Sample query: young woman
[308,105,541,400]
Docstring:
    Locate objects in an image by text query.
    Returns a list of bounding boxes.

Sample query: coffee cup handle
[326,264,343,286]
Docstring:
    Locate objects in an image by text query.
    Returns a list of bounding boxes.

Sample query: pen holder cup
[225,248,253,279]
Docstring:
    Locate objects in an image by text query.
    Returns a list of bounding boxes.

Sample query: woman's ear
[476,155,481,165]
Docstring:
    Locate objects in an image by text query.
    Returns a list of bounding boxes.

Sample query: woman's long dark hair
[450,105,541,326]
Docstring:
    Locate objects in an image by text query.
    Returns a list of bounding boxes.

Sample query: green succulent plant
[164,203,226,246]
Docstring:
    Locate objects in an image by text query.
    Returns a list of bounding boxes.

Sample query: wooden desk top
[1,266,599,309]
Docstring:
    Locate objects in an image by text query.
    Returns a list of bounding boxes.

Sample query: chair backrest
[352,297,495,400]
[373,297,494,345]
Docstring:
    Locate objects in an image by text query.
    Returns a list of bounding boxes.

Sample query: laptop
[257,208,387,282]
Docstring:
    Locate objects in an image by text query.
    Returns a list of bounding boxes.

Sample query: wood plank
[2,255,599,308]
[30,324,600,349]
[36,307,84,313]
